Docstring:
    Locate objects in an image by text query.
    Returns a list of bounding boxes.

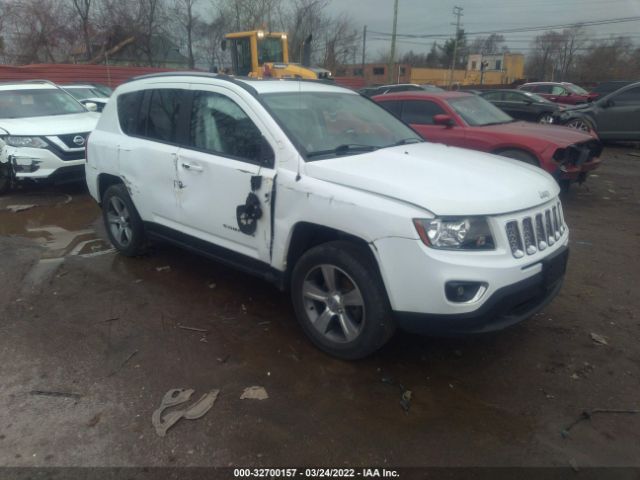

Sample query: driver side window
[401,100,446,125]
[189,91,266,165]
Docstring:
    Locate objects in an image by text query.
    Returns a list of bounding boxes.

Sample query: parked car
[359,83,443,97]
[589,80,635,100]
[0,80,99,192]
[479,89,563,124]
[551,81,640,140]
[86,73,569,359]
[60,84,110,112]
[519,82,597,105]
[373,91,602,188]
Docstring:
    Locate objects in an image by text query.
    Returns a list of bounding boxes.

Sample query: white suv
[86,73,569,359]
[0,81,99,193]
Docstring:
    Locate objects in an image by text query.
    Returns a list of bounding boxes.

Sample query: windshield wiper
[307,144,379,159]
[384,137,423,148]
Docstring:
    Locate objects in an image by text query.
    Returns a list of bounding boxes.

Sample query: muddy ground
[0,146,639,469]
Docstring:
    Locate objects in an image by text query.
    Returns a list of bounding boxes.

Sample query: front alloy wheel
[538,113,554,124]
[302,265,366,343]
[566,118,592,132]
[291,241,395,359]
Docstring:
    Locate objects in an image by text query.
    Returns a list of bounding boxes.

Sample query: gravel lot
[0,145,639,469]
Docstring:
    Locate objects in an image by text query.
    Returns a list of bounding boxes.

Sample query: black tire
[559,179,571,194]
[102,183,147,256]
[496,149,539,167]
[291,241,395,360]
[0,162,11,195]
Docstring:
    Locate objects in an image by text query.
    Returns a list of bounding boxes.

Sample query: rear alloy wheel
[537,113,554,124]
[291,241,395,359]
[566,118,593,133]
[102,184,147,256]
[496,149,539,167]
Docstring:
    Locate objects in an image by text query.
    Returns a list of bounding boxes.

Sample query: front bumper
[394,246,568,335]
[6,146,86,181]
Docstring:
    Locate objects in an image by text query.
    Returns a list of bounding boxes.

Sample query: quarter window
[401,100,446,125]
[189,91,264,163]
[117,91,144,135]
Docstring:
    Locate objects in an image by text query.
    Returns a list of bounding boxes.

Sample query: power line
[369,15,640,39]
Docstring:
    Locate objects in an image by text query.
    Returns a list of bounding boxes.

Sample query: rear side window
[117,91,144,135]
[614,86,640,104]
[482,91,502,101]
[147,89,187,143]
[401,100,446,125]
[188,91,264,163]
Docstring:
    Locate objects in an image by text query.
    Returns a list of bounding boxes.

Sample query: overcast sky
[326,0,640,59]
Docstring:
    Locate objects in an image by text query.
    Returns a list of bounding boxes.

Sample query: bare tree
[556,26,585,81]
[469,34,506,55]
[172,0,198,68]
[71,0,93,60]
[575,36,638,82]
[525,30,564,81]
[2,0,74,64]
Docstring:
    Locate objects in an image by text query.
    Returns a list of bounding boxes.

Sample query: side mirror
[258,136,275,167]
[83,102,98,112]
[221,40,227,51]
[433,114,454,127]
[604,98,615,108]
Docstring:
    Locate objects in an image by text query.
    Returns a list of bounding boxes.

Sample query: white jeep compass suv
[86,73,569,359]
[0,80,99,193]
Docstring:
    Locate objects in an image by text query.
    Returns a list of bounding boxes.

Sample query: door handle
[181,162,203,172]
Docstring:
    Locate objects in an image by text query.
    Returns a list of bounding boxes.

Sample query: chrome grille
[505,201,566,258]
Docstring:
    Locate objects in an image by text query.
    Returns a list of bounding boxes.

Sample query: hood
[479,121,593,145]
[304,143,559,216]
[0,112,99,136]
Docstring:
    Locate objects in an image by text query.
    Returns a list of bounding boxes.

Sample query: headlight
[413,217,495,250]
[4,136,48,148]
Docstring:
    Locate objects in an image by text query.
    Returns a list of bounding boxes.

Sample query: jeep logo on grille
[539,190,550,199]
[73,135,85,147]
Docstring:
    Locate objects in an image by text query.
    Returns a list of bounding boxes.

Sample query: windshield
[258,37,284,64]
[64,87,107,100]
[447,95,514,126]
[567,83,589,95]
[0,89,86,118]
[523,91,551,103]
[262,91,422,159]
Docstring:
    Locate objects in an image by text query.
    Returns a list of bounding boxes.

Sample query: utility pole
[361,25,367,80]
[448,5,463,88]
[388,0,399,84]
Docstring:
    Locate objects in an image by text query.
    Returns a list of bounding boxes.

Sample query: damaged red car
[373,91,602,189]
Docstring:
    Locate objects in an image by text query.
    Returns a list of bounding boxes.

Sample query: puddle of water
[0,186,113,259]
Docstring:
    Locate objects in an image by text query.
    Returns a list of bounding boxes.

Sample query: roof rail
[0,79,59,87]
[126,71,259,96]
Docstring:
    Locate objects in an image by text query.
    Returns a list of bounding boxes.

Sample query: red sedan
[518,82,598,105]
[373,91,602,188]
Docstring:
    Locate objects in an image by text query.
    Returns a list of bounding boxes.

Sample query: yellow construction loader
[223,30,332,80]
